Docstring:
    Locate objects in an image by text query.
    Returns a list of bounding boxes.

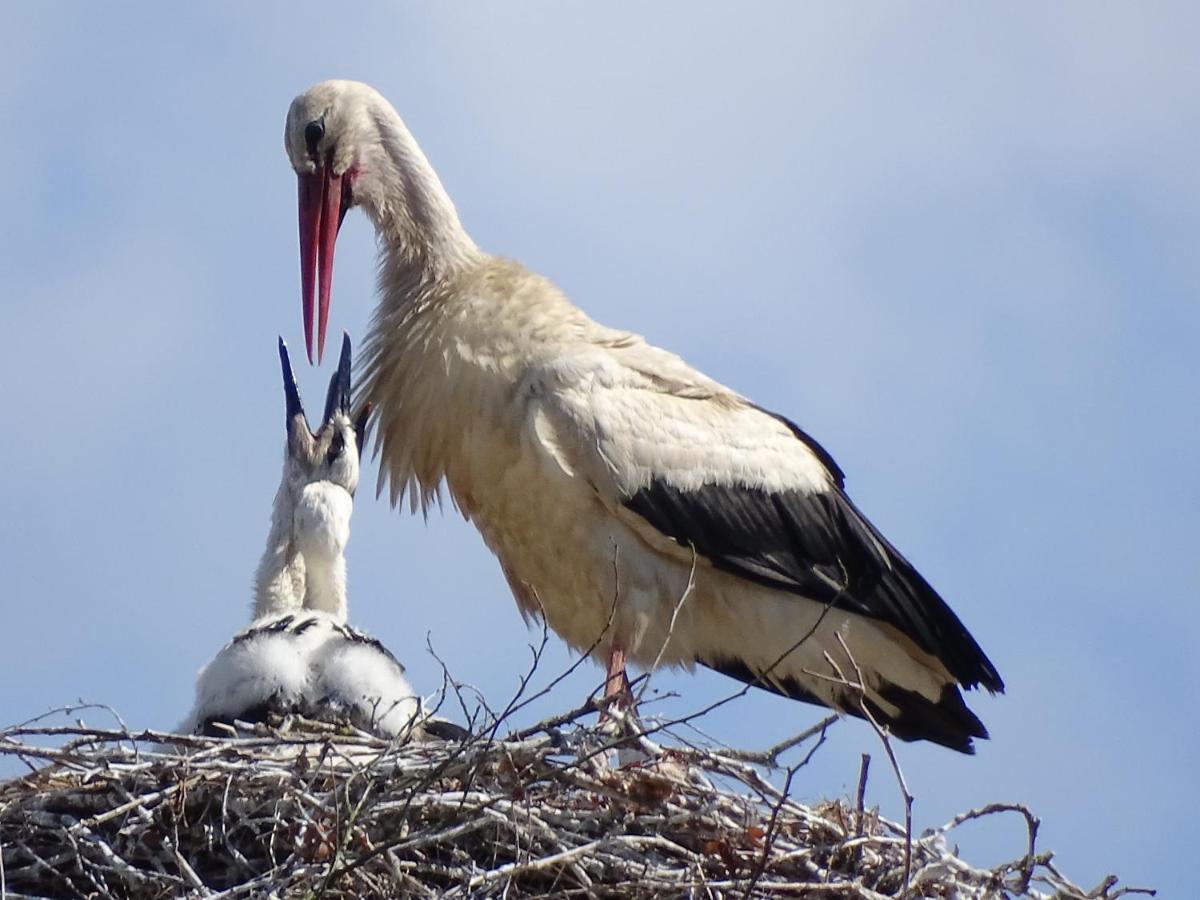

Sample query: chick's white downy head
[280,332,367,498]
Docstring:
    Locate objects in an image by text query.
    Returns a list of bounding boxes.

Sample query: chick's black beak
[278,337,311,435]
[322,332,353,425]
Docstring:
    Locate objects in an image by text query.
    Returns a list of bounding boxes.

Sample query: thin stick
[855,753,871,837]
[636,549,698,704]
[834,632,913,893]
[743,762,800,899]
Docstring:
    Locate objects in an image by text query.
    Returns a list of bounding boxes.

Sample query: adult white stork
[283,80,1004,752]
[183,337,442,741]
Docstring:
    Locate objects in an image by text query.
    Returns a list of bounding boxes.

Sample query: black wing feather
[703,655,987,753]
[624,410,1004,693]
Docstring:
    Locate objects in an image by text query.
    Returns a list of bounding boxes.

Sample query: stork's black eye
[304,119,324,157]
[326,430,345,464]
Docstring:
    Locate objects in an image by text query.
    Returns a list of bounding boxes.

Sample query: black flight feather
[623,408,1004,695]
[702,655,987,753]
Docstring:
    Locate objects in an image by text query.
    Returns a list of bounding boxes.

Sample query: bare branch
[855,753,871,838]
[636,549,698,705]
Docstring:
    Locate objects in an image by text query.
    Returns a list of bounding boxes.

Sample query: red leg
[600,644,652,767]
[603,643,632,711]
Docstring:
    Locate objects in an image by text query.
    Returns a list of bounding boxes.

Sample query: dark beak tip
[321,332,354,425]
[278,336,308,431]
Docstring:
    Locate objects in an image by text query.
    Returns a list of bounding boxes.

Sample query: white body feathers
[182,611,422,738]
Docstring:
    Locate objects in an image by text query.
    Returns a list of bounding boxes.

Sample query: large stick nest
[0,700,1152,899]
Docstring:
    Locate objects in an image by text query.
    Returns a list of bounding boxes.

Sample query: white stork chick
[252,336,360,620]
[283,80,1004,752]
[187,611,425,739]
[183,336,427,740]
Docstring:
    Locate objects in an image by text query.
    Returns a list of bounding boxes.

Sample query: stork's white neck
[293,482,354,622]
[358,107,480,283]
[302,551,347,621]
[252,476,306,618]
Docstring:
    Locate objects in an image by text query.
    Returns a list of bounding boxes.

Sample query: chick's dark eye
[326,430,344,464]
[304,119,324,157]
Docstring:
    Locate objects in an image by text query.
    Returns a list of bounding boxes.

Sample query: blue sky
[1,4,1194,894]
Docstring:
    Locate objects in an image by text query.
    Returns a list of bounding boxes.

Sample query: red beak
[297,166,344,364]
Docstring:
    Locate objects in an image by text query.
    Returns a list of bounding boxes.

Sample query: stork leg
[599,642,655,768]
[603,643,633,711]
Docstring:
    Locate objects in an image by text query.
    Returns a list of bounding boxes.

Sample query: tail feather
[702,655,987,754]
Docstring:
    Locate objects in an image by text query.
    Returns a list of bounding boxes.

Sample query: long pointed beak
[322,332,353,424]
[278,337,309,433]
[297,165,344,364]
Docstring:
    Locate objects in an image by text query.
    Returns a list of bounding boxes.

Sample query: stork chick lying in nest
[182,335,459,741]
